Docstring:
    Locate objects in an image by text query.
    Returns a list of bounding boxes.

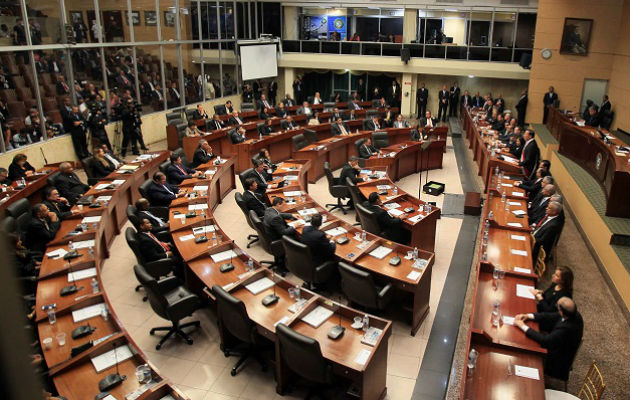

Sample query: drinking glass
[288,288,296,300]
[56,332,66,346]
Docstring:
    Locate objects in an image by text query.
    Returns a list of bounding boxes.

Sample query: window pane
[516,12,536,48]
[161,44,182,109]
[183,43,201,105]
[160,0,176,40]
[98,1,126,42]
[237,2,250,39]
[27,0,62,45]
[261,2,281,37]
[441,9,467,46]
[469,11,491,46]
[221,1,235,39]
[179,0,193,41]
[131,0,158,42]
[136,45,166,114]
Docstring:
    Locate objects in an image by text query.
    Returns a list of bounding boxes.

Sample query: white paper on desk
[192,225,216,234]
[90,345,133,373]
[73,239,95,249]
[283,191,302,197]
[245,277,275,295]
[325,227,348,237]
[210,249,238,263]
[384,202,400,209]
[512,209,526,216]
[46,248,68,258]
[284,175,298,181]
[297,208,318,216]
[369,246,393,260]
[514,365,540,380]
[178,234,195,242]
[72,303,107,323]
[511,249,528,256]
[112,179,125,185]
[173,214,186,220]
[502,156,518,164]
[502,316,515,325]
[407,270,422,281]
[288,219,305,228]
[376,185,392,191]
[511,234,527,241]
[159,396,175,400]
[137,154,153,160]
[96,196,112,202]
[508,201,521,206]
[512,192,525,197]
[354,349,371,366]
[119,165,139,171]
[188,203,209,211]
[388,208,404,217]
[516,284,536,299]
[94,183,111,190]
[408,214,424,223]
[274,316,290,327]
[204,169,217,175]
[360,170,373,175]
[102,395,117,400]
[81,216,101,224]
[501,183,514,187]
[68,267,97,282]
[301,305,334,328]
[514,267,531,274]
[507,222,522,228]
[192,185,209,192]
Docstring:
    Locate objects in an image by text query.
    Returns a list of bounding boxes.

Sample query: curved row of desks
[459,110,548,399]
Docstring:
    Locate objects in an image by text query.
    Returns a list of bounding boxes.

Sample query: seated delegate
[166,154,203,185]
[300,213,336,266]
[90,147,115,178]
[55,162,90,204]
[25,203,60,254]
[8,153,36,181]
[192,140,215,168]
[146,172,182,207]
[42,186,75,220]
[242,177,267,218]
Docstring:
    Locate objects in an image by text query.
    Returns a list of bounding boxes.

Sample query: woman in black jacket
[90,147,115,178]
[531,266,574,330]
[8,153,36,181]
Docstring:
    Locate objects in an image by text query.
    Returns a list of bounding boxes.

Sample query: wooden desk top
[485,227,533,274]
[0,166,59,214]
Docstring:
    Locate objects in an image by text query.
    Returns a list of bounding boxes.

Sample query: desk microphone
[98,343,126,392]
[262,273,279,306]
[219,242,235,272]
[328,310,345,340]
[60,261,83,296]
[195,209,208,243]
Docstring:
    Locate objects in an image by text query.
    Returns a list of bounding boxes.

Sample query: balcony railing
[282,39,532,63]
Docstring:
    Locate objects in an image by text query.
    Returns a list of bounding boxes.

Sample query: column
[283,6,299,40]
[402,8,418,43]
[400,73,414,117]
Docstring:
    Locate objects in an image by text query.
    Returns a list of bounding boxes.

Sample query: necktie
[534,215,548,234]
[162,184,174,196]
[62,82,69,92]
[521,142,527,162]
[258,171,267,183]
[148,232,169,251]
[340,124,347,135]
[177,164,186,175]
[145,211,164,227]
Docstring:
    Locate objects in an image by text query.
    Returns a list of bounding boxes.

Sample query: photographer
[88,107,112,151]
[69,105,89,159]
[120,96,147,156]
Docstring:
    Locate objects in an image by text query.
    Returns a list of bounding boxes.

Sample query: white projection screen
[239,44,278,81]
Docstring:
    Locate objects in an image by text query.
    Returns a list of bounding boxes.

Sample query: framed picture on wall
[560,18,592,55]
[145,11,157,26]
[164,11,176,27]
[70,11,84,24]
[125,11,141,26]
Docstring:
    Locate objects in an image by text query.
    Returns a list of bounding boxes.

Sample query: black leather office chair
[47,171,60,187]
[323,101,335,110]
[166,112,181,125]
[256,122,265,136]
[126,205,169,236]
[185,109,196,122]
[345,177,366,222]
[281,235,336,290]
[0,216,16,235]
[138,179,153,199]
[338,262,392,310]
[355,203,383,236]
[410,128,421,141]
[125,227,176,300]
[361,118,371,131]
[239,168,254,188]
[5,198,30,218]
[276,323,334,396]
[212,285,268,376]
[372,131,389,149]
[234,192,259,248]
[241,102,255,111]
[600,110,614,130]
[159,161,171,175]
[175,122,188,148]
[371,99,380,108]
[324,162,350,214]
[354,138,366,158]
[303,129,317,144]
[213,105,224,115]
[173,148,192,168]
[249,210,283,269]
[168,118,183,127]
[81,157,99,186]
[292,134,309,151]
[134,264,200,350]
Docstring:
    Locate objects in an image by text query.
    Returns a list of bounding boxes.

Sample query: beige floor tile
[179,361,225,390]
[208,366,251,397]
[384,374,417,400]
[203,392,239,400]
[151,355,197,385]
[239,369,281,400]
[390,333,428,357]
[387,353,421,379]
[178,384,209,400]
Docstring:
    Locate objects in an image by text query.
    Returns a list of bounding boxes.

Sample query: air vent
[501,0,529,4]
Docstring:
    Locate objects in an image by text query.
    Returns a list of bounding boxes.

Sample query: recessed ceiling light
[468,75,475,78]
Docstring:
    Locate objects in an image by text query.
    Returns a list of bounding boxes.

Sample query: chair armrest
[156,275,181,294]
[155,230,171,242]
[167,293,200,319]
[377,283,393,300]
[315,260,336,274]
[146,258,176,279]
[270,239,285,257]
[149,206,169,220]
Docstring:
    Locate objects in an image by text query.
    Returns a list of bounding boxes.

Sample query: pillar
[400,73,414,117]
[402,8,417,43]
[283,6,299,40]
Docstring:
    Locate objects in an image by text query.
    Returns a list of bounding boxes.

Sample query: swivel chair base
[149,320,200,350]
[223,346,268,376]
[135,285,148,302]
[247,234,259,248]
[325,198,352,215]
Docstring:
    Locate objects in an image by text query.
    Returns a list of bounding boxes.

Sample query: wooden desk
[364,139,446,181]
[0,166,59,214]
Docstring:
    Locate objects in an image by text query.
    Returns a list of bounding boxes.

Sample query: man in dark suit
[24,203,60,254]
[599,94,611,114]
[257,94,272,110]
[268,80,278,105]
[136,218,183,278]
[330,108,343,122]
[292,77,303,103]
[529,184,555,225]
[366,116,381,131]
[460,90,472,109]
[168,82,181,108]
[263,197,296,241]
[519,129,540,177]
[281,115,299,130]
[228,110,244,126]
[147,172,181,207]
[283,94,296,107]
[420,111,438,129]
[167,154,202,185]
[223,100,234,115]
[358,139,377,159]
[259,119,274,136]
[449,82,460,117]
[192,140,215,168]
[386,80,400,109]
[248,159,278,196]
[69,106,89,160]
[514,297,583,381]
[515,89,528,127]
[331,117,350,136]
[517,171,552,201]
[43,186,74,220]
[438,84,449,122]
[275,102,288,118]
[300,214,336,265]
[243,178,266,218]
[56,76,71,96]
[55,162,90,204]
[543,86,558,123]
[531,201,563,261]
[584,106,600,127]
[416,83,428,118]
[362,192,406,243]
[135,198,169,234]
[340,157,364,187]
[207,114,225,131]
[348,98,362,110]
[191,104,209,120]
[229,127,247,144]
[356,78,366,101]
[471,91,484,108]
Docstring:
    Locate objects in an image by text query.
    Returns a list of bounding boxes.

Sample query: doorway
[580,79,608,114]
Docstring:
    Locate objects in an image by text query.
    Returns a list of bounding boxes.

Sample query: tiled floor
[101,137,464,400]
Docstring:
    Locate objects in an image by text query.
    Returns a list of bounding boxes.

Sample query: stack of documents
[82,216,101,224]
[68,267,97,282]
[369,246,393,260]
[245,277,275,295]
[90,345,133,373]
[188,203,208,211]
[210,249,238,263]
[324,227,347,237]
[72,303,107,323]
[301,305,334,328]
[192,225,216,234]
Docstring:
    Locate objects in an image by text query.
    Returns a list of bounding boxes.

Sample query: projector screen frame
[237,39,280,81]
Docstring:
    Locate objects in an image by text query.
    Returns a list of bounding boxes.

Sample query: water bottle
[482,232,488,246]
[212,232,217,243]
[88,247,94,257]
[68,240,74,251]
[492,301,501,327]
[494,166,499,176]
[488,210,494,220]
[47,308,56,325]
[481,248,488,261]
[467,348,479,370]
[427,204,432,213]
[484,219,490,235]
[488,191,494,202]
[101,306,109,321]
[21,177,26,186]
[413,247,419,260]
[91,278,99,294]
[247,257,254,271]
[259,133,263,141]
[362,314,369,331]
[501,192,506,204]
[393,186,398,196]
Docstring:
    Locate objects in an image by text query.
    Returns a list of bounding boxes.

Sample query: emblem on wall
[595,152,602,170]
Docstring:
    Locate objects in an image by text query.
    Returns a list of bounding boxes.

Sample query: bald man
[54,162,90,204]
[515,297,583,381]
[532,201,564,262]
